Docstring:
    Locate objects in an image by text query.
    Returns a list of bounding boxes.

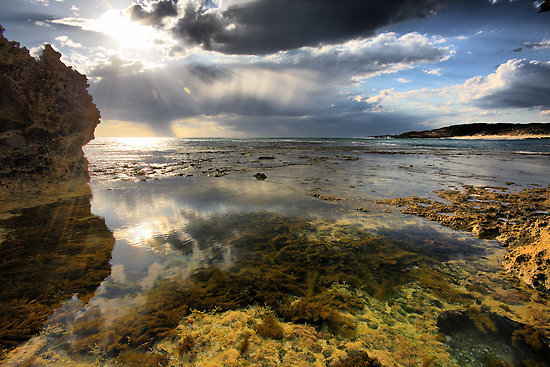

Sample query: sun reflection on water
[116,137,168,150]
[115,222,156,247]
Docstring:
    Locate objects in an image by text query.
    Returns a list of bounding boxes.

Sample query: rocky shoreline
[377,185,550,292]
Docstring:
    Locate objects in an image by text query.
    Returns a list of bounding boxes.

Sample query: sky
[1,0,549,137]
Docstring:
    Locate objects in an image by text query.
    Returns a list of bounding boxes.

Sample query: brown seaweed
[63,212,469,360]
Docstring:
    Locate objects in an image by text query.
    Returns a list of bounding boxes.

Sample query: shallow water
[1,138,550,366]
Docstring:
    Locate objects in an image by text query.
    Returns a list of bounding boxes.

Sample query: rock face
[0,26,100,196]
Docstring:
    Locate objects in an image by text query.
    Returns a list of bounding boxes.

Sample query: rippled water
[1,138,549,366]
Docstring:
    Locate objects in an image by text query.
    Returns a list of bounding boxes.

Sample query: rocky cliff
[0,26,100,197]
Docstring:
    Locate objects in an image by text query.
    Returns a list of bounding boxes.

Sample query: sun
[95,10,159,50]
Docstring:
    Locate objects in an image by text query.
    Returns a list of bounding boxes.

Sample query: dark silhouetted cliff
[0,25,100,196]
[391,123,550,138]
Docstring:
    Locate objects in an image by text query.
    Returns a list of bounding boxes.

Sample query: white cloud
[88,54,144,78]
[29,43,48,58]
[366,59,550,126]
[49,11,176,53]
[524,40,550,50]
[398,78,411,83]
[54,35,83,49]
[425,68,441,75]
[459,59,550,108]
[34,21,51,27]
[279,32,452,81]
[26,0,49,6]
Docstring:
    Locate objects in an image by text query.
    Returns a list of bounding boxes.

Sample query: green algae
[254,313,284,340]
[57,212,490,363]
[177,334,195,355]
[0,193,115,356]
[4,207,549,366]
[115,350,169,367]
[334,350,383,367]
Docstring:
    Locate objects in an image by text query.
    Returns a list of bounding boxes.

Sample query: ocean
[2,137,550,366]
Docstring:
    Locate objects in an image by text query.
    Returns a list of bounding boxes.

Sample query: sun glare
[116,222,156,248]
[96,10,158,49]
[117,137,166,149]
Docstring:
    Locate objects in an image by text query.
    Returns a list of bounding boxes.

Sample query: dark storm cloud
[88,32,450,136]
[128,0,179,26]
[173,0,449,54]
[539,0,550,13]
[186,64,233,83]
[212,111,424,137]
[89,60,389,136]
[90,64,338,123]
[173,2,225,50]
[265,32,450,81]
[469,59,550,110]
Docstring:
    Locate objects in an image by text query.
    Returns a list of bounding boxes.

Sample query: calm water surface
[1,138,549,366]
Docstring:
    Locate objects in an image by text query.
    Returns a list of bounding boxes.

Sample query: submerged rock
[437,307,550,366]
[0,25,100,196]
[253,172,267,180]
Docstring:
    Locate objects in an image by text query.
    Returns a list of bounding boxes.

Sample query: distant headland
[384,123,550,139]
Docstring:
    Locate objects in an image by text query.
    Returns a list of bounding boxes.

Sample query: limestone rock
[0,25,100,196]
[378,185,550,292]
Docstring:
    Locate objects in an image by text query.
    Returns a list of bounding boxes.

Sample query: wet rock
[257,156,275,160]
[378,185,550,291]
[502,219,550,291]
[472,224,500,239]
[253,172,267,180]
[309,191,342,201]
[0,26,100,196]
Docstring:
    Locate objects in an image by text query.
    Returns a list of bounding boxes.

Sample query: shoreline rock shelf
[377,185,550,292]
[0,25,100,197]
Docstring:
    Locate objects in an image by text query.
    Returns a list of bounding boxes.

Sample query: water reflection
[2,176,549,366]
[0,188,115,357]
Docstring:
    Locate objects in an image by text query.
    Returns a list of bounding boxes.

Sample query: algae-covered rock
[378,185,550,292]
[0,25,100,196]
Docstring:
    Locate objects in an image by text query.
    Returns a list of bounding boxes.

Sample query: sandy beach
[449,134,550,140]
